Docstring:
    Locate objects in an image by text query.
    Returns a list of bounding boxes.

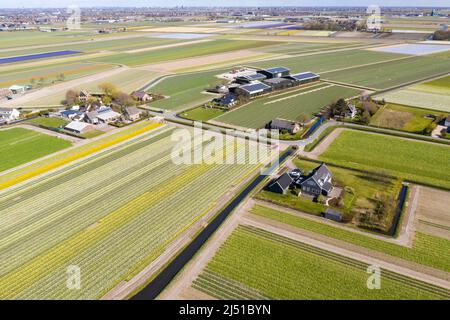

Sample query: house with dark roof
[257,67,290,79]
[266,118,301,134]
[131,91,152,102]
[215,93,237,108]
[267,172,293,194]
[300,163,333,197]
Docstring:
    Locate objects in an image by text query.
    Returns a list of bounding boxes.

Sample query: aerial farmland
[0,3,449,307]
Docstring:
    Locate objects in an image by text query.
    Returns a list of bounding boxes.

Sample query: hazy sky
[0,0,448,8]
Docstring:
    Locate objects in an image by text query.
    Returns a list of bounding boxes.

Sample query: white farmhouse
[0,108,21,122]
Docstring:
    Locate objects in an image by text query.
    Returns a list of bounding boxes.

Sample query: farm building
[266,118,301,134]
[64,121,94,134]
[9,85,26,94]
[125,107,141,121]
[284,72,320,84]
[257,67,290,79]
[300,163,334,197]
[84,111,99,124]
[263,77,295,90]
[267,172,293,194]
[0,108,20,122]
[78,90,91,103]
[131,91,152,102]
[322,208,343,222]
[60,109,80,120]
[96,107,121,123]
[235,81,271,98]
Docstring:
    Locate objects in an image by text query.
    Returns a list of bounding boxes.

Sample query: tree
[115,92,134,106]
[57,73,66,82]
[30,78,36,87]
[98,82,118,97]
[361,110,371,124]
[295,113,309,124]
[37,77,45,88]
[64,90,78,106]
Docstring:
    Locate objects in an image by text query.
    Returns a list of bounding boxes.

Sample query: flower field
[0,126,263,299]
[193,225,450,300]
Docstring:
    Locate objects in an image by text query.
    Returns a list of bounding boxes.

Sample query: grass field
[0,126,263,299]
[91,39,277,67]
[318,130,450,189]
[149,70,226,111]
[214,84,361,128]
[193,225,449,299]
[323,55,450,90]
[250,205,450,273]
[374,76,450,112]
[179,107,226,121]
[0,128,72,173]
[26,117,68,128]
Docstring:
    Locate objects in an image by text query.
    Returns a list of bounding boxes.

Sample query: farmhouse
[235,81,271,98]
[257,67,290,79]
[215,93,237,108]
[0,108,20,122]
[125,106,141,121]
[60,109,80,120]
[300,163,334,197]
[64,121,94,134]
[346,104,357,118]
[267,118,301,134]
[131,91,152,102]
[78,90,91,103]
[267,172,293,194]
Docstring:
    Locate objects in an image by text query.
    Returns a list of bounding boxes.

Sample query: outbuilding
[322,208,343,222]
[267,173,293,194]
[235,81,271,98]
[257,67,290,79]
[64,121,94,134]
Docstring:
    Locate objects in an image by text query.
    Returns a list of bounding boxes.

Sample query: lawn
[0,127,263,299]
[179,106,225,121]
[318,130,450,189]
[369,103,446,134]
[323,55,450,90]
[374,76,450,112]
[0,127,72,173]
[258,158,402,232]
[26,117,68,128]
[149,69,226,111]
[91,39,277,67]
[251,205,450,273]
[215,84,361,128]
[193,225,449,299]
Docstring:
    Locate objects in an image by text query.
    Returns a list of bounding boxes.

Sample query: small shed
[322,208,343,222]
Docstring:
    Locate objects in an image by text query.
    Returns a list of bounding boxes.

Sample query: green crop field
[215,84,361,128]
[249,49,405,74]
[149,70,226,111]
[258,41,358,55]
[26,117,69,128]
[0,62,114,88]
[374,76,450,112]
[318,130,450,189]
[91,39,277,67]
[250,205,450,273]
[323,55,450,90]
[179,107,226,121]
[0,125,264,299]
[0,128,72,173]
[193,225,449,299]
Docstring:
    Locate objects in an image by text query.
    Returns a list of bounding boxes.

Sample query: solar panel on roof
[290,72,319,81]
[266,67,290,73]
[240,82,271,93]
